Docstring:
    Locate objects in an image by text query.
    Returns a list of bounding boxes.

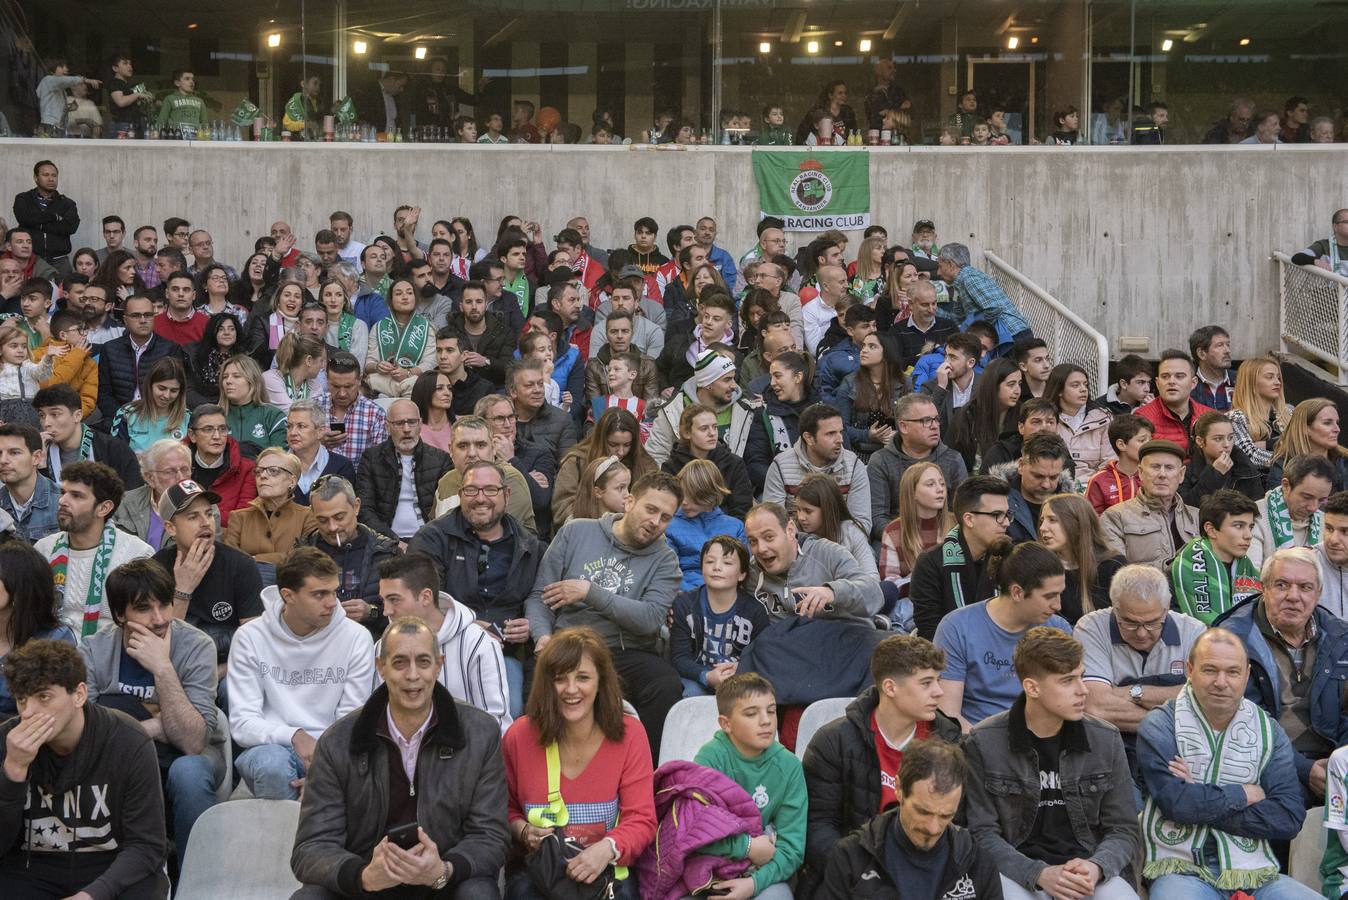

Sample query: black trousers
[611,648,683,765]
[2,855,169,899]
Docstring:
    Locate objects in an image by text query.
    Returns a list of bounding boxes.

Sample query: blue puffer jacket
[1214,595,1348,790]
[665,507,748,590]
[816,339,861,405]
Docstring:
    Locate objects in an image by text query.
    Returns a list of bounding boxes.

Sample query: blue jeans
[236,743,305,800]
[505,656,525,720]
[1148,874,1322,900]
[681,677,712,698]
[166,754,219,857]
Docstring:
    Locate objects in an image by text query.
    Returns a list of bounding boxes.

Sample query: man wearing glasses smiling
[1076,565,1203,745]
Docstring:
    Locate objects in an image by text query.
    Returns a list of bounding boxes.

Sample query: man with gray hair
[305,474,400,639]
[935,242,1032,348]
[286,399,356,506]
[1136,627,1313,899]
[1214,546,1348,800]
[1078,564,1205,736]
[114,438,219,548]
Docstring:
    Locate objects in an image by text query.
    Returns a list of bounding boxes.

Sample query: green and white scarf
[1266,486,1322,549]
[1142,684,1279,890]
[337,312,355,351]
[940,527,968,608]
[50,521,119,637]
[373,313,430,368]
[1171,536,1262,626]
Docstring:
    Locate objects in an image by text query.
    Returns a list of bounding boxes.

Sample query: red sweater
[1135,396,1213,459]
[153,310,208,346]
[503,715,656,866]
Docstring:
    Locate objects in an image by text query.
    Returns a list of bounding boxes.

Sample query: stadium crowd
[2,154,1348,900]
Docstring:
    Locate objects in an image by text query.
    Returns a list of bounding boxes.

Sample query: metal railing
[982,251,1110,391]
[1274,250,1348,385]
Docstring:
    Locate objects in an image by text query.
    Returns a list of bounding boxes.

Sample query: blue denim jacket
[0,474,61,545]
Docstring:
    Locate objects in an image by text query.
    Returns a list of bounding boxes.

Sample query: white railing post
[1272,251,1348,385]
[981,251,1111,393]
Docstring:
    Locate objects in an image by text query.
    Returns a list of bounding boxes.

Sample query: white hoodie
[376,591,511,734]
[228,588,375,747]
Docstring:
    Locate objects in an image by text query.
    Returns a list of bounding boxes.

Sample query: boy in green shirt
[694,673,806,900]
[156,69,207,136]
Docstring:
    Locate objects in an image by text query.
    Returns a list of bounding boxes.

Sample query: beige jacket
[1057,406,1117,480]
[1099,492,1199,571]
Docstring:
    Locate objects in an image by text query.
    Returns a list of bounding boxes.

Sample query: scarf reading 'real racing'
[1171,535,1261,626]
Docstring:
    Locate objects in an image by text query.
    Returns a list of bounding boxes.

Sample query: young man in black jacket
[963,628,1139,900]
[0,639,170,898]
[802,635,962,895]
[817,738,1001,900]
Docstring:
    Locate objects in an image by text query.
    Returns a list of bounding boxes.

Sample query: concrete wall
[3,139,1344,359]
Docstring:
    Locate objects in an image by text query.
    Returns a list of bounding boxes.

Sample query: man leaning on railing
[1290,209,1348,276]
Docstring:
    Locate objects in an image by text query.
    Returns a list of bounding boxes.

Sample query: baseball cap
[912,219,937,233]
[157,480,222,521]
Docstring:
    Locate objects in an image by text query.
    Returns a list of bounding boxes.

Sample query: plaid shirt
[1191,369,1235,411]
[952,266,1031,335]
[317,393,387,461]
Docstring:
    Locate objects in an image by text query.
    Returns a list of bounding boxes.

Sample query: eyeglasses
[256,465,293,478]
[901,416,941,428]
[1117,617,1167,634]
[460,485,505,498]
[124,311,155,320]
[155,465,192,478]
[487,413,516,425]
[192,424,228,435]
[388,418,422,428]
[967,509,1013,525]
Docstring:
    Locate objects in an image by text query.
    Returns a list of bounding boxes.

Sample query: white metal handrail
[1274,250,1348,385]
[982,251,1110,392]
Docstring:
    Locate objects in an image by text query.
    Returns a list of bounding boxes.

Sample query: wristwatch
[432,860,451,890]
[1129,684,1144,706]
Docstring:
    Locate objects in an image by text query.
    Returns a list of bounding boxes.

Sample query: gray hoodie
[748,533,883,624]
[526,512,682,652]
[866,437,968,540]
[80,618,225,773]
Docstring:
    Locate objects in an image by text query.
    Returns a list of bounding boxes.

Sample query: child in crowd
[1171,488,1262,625]
[454,115,477,143]
[693,673,806,900]
[1179,410,1265,506]
[938,126,961,145]
[17,278,52,348]
[592,350,648,429]
[519,328,565,410]
[34,309,98,417]
[155,68,208,138]
[36,57,100,137]
[670,536,768,697]
[970,122,992,145]
[666,459,748,591]
[1085,414,1153,514]
[804,109,844,146]
[0,319,58,403]
[756,105,793,146]
[477,112,509,144]
[570,456,631,520]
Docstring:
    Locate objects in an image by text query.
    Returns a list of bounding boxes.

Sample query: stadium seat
[1290,806,1326,893]
[657,695,720,766]
[794,697,851,760]
[175,799,302,900]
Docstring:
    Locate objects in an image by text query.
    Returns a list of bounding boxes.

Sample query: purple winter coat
[637,760,764,900]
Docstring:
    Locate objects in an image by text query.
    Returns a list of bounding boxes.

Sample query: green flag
[335,96,357,125]
[231,99,260,126]
[751,150,871,231]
